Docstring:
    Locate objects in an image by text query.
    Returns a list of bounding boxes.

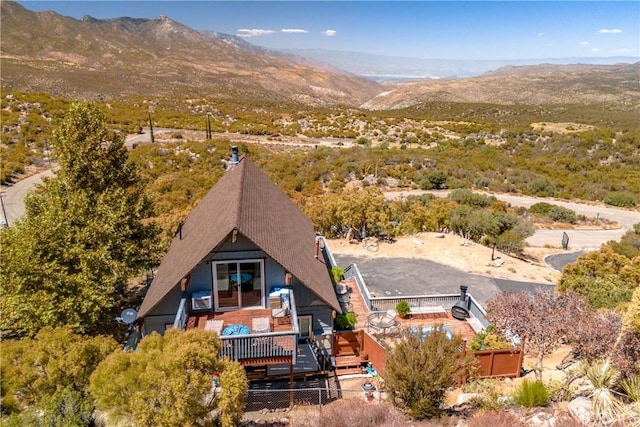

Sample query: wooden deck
[343,278,476,342]
[187,308,294,335]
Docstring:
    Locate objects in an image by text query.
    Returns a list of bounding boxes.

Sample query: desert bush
[528,202,577,224]
[570,309,621,362]
[612,330,640,379]
[384,328,475,420]
[513,379,549,407]
[449,189,496,208]
[296,398,410,427]
[468,410,528,427]
[620,376,640,403]
[526,178,556,197]
[469,326,512,351]
[604,191,638,207]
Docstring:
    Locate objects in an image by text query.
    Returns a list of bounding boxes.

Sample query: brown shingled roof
[138,156,340,318]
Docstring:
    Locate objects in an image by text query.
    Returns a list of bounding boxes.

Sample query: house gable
[138,157,340,319]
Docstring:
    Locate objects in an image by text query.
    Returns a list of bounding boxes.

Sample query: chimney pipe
[451,284,471,321]
[231,146,239,165]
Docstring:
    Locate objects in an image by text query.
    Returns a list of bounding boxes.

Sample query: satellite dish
[120,308,138,325]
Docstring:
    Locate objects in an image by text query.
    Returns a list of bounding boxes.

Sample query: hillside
[1,1,638,110]
[0,1,381,106]
[363,62,640,109]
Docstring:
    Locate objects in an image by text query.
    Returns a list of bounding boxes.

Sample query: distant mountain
[362,62,640,109]
[0,1,380,106]
[1,1,637,110]
[279,48,639,81]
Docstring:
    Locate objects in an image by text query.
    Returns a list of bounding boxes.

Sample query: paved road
[1,168,55,226]
[3,158,638,251]
[385,189,639,250]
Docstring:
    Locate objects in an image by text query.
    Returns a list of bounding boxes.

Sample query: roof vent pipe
[231,146,239,166]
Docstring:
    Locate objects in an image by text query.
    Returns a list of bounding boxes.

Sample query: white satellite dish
[120,308,138,325]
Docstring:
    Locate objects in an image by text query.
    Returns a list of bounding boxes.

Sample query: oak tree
[90,329,247,427]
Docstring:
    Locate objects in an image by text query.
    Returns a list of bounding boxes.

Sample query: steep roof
[138,156,340,318]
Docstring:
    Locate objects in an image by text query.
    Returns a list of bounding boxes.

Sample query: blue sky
[16,1,640,60]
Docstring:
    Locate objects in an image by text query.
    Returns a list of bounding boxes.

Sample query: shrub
[331,266,345,284]
[468,410,528,427]
[469,326,512,351]
[604,191,638,207]
[514,379,549,407]
[396,300,411,318]
[334,312,357,330]
[528,202,577,224]
[292,397,410,427]
[384,329,475,420]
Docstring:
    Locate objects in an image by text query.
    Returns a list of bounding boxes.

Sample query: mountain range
[279,48,638,81]
[1,0,638,110]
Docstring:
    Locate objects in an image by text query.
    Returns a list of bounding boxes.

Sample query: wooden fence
[362,331,523,382]
[470,347,524,379]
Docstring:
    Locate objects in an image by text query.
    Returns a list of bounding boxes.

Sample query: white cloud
[236,29,274,38]
[321,30,337,37]
[592,48,601,52]
[281,29,308,34]
[580,41,590,46]
[598,28,622,34]
[537,32,544,36]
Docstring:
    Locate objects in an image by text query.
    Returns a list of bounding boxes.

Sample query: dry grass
[285,398,454,427]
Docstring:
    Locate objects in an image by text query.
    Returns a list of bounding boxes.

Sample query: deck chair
[205,319,224,335]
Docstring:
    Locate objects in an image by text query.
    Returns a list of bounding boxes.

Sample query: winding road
[2,148,637,255]
[384,189,638,251]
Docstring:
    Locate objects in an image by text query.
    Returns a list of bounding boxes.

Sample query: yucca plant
[621,376,640,427]
[621,376,640,402]
[583,360,628,425]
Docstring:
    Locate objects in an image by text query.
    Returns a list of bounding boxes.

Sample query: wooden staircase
[333,330,365,375]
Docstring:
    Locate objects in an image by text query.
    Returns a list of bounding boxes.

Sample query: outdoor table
[367,312,397,335]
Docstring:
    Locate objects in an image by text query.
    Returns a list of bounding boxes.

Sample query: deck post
[289,360,294,407]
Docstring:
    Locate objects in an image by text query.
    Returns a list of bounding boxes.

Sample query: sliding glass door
[213,260,263,311]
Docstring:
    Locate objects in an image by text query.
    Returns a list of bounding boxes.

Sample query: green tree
[384,326,473,420]
[90,329,247,427]
[0,102,160,337]
[334,187,388,239]
[1,327,117,425]
[558,245,639,309]
[608,223,640,260]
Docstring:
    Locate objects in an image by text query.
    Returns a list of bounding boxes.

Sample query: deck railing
[220,289,300,363]
[343,263,372,311]
[316,236,337,268]
[339,254,488,330]
[220,331,298,361]
[368,294,461,312]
